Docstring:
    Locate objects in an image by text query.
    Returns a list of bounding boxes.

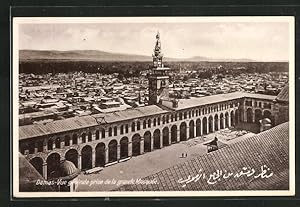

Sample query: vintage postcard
[12,17,295,197]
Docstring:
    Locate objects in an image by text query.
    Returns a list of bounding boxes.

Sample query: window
[114,126,117,136]
[88,132,92,141]
[101,129,105,139]
[109,127,112,137]
[166,115,169,123]
[153,118,156,126]
[125,124,129,133]
[96,130,100,140]
[131,122,135,132]
[137,121,141,130]
[148,119,151,128]
[120,125,124,134]
[143,120,147,129]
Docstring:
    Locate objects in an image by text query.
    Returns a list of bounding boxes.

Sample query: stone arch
[214,114,219,131]
[65,149,78,167]
[189,120,195,139]
[108,140,118,162]
[95,143,105,167]
[180,122,187,141]
[208,115,213,133]
[220,113,224,129]
[81,145,92,170]
[162,127,169,146]
[247,108,253,123]
[144,131,152,152]
[46,152,60,179]
[196,118,201,136]
[225,112,229,128]
[132,134,141,156]
[29,157,43,177]
[171,125,177,143]
[153,129,161,149]
[203,117,208,135]
[255,109,263,123]
[120,137,129,159]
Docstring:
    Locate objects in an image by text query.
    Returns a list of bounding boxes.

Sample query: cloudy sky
[18,19,291,61]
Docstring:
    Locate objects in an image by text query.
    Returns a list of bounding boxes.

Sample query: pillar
[151,137,154,150]
[176,128,180,142]
[105,148,109,163]
[168,131,172,145]
[206,121,209,134]
[252,110,255,123]
[187,126,190,139]
[43,162,47,180]
[140,139,144,154]
[212,118,215,132]
[69,138,73,146]
[78,154,82,170]
[117,145,121,160]
[228,114,231,127]
[200,121,203,135]
[128,142,132,157]
[160,133,163,148]
[92,149,96,168]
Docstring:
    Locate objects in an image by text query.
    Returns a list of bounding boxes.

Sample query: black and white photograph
[12,17,295,197]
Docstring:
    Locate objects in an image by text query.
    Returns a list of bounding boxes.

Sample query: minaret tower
[148,31,170,105]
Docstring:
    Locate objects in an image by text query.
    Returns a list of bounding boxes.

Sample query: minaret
[148,31,170,105]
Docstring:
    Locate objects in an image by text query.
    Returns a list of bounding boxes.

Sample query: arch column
[176,128,180,142]
[212,118,215,132]
[69,138,73,146]
[140,139,144,154]
[187,126,190,139]
[150,137,154,151]
[168,131,172,145]
[105,148,109,163]
[117,145,121,160]
[228,114,231,127]
[252,110,255,123]
[206,121,209,134]
[92,149,96,168]
[78,154,82,170]
[128,142,132,157]
[42,162,47,180]
[200,121,203,135]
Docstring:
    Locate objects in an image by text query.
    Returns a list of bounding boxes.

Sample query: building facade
[19,32,281,181]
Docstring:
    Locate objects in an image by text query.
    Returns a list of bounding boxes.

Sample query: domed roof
[260,118,272,125]
[57,160,80,180]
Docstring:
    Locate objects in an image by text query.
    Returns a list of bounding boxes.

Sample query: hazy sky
[18,21,291,61]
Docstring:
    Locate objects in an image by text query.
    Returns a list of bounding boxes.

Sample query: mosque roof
[276,84,289,103]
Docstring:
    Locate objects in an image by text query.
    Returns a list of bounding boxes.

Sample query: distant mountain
[19,49,257,62]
